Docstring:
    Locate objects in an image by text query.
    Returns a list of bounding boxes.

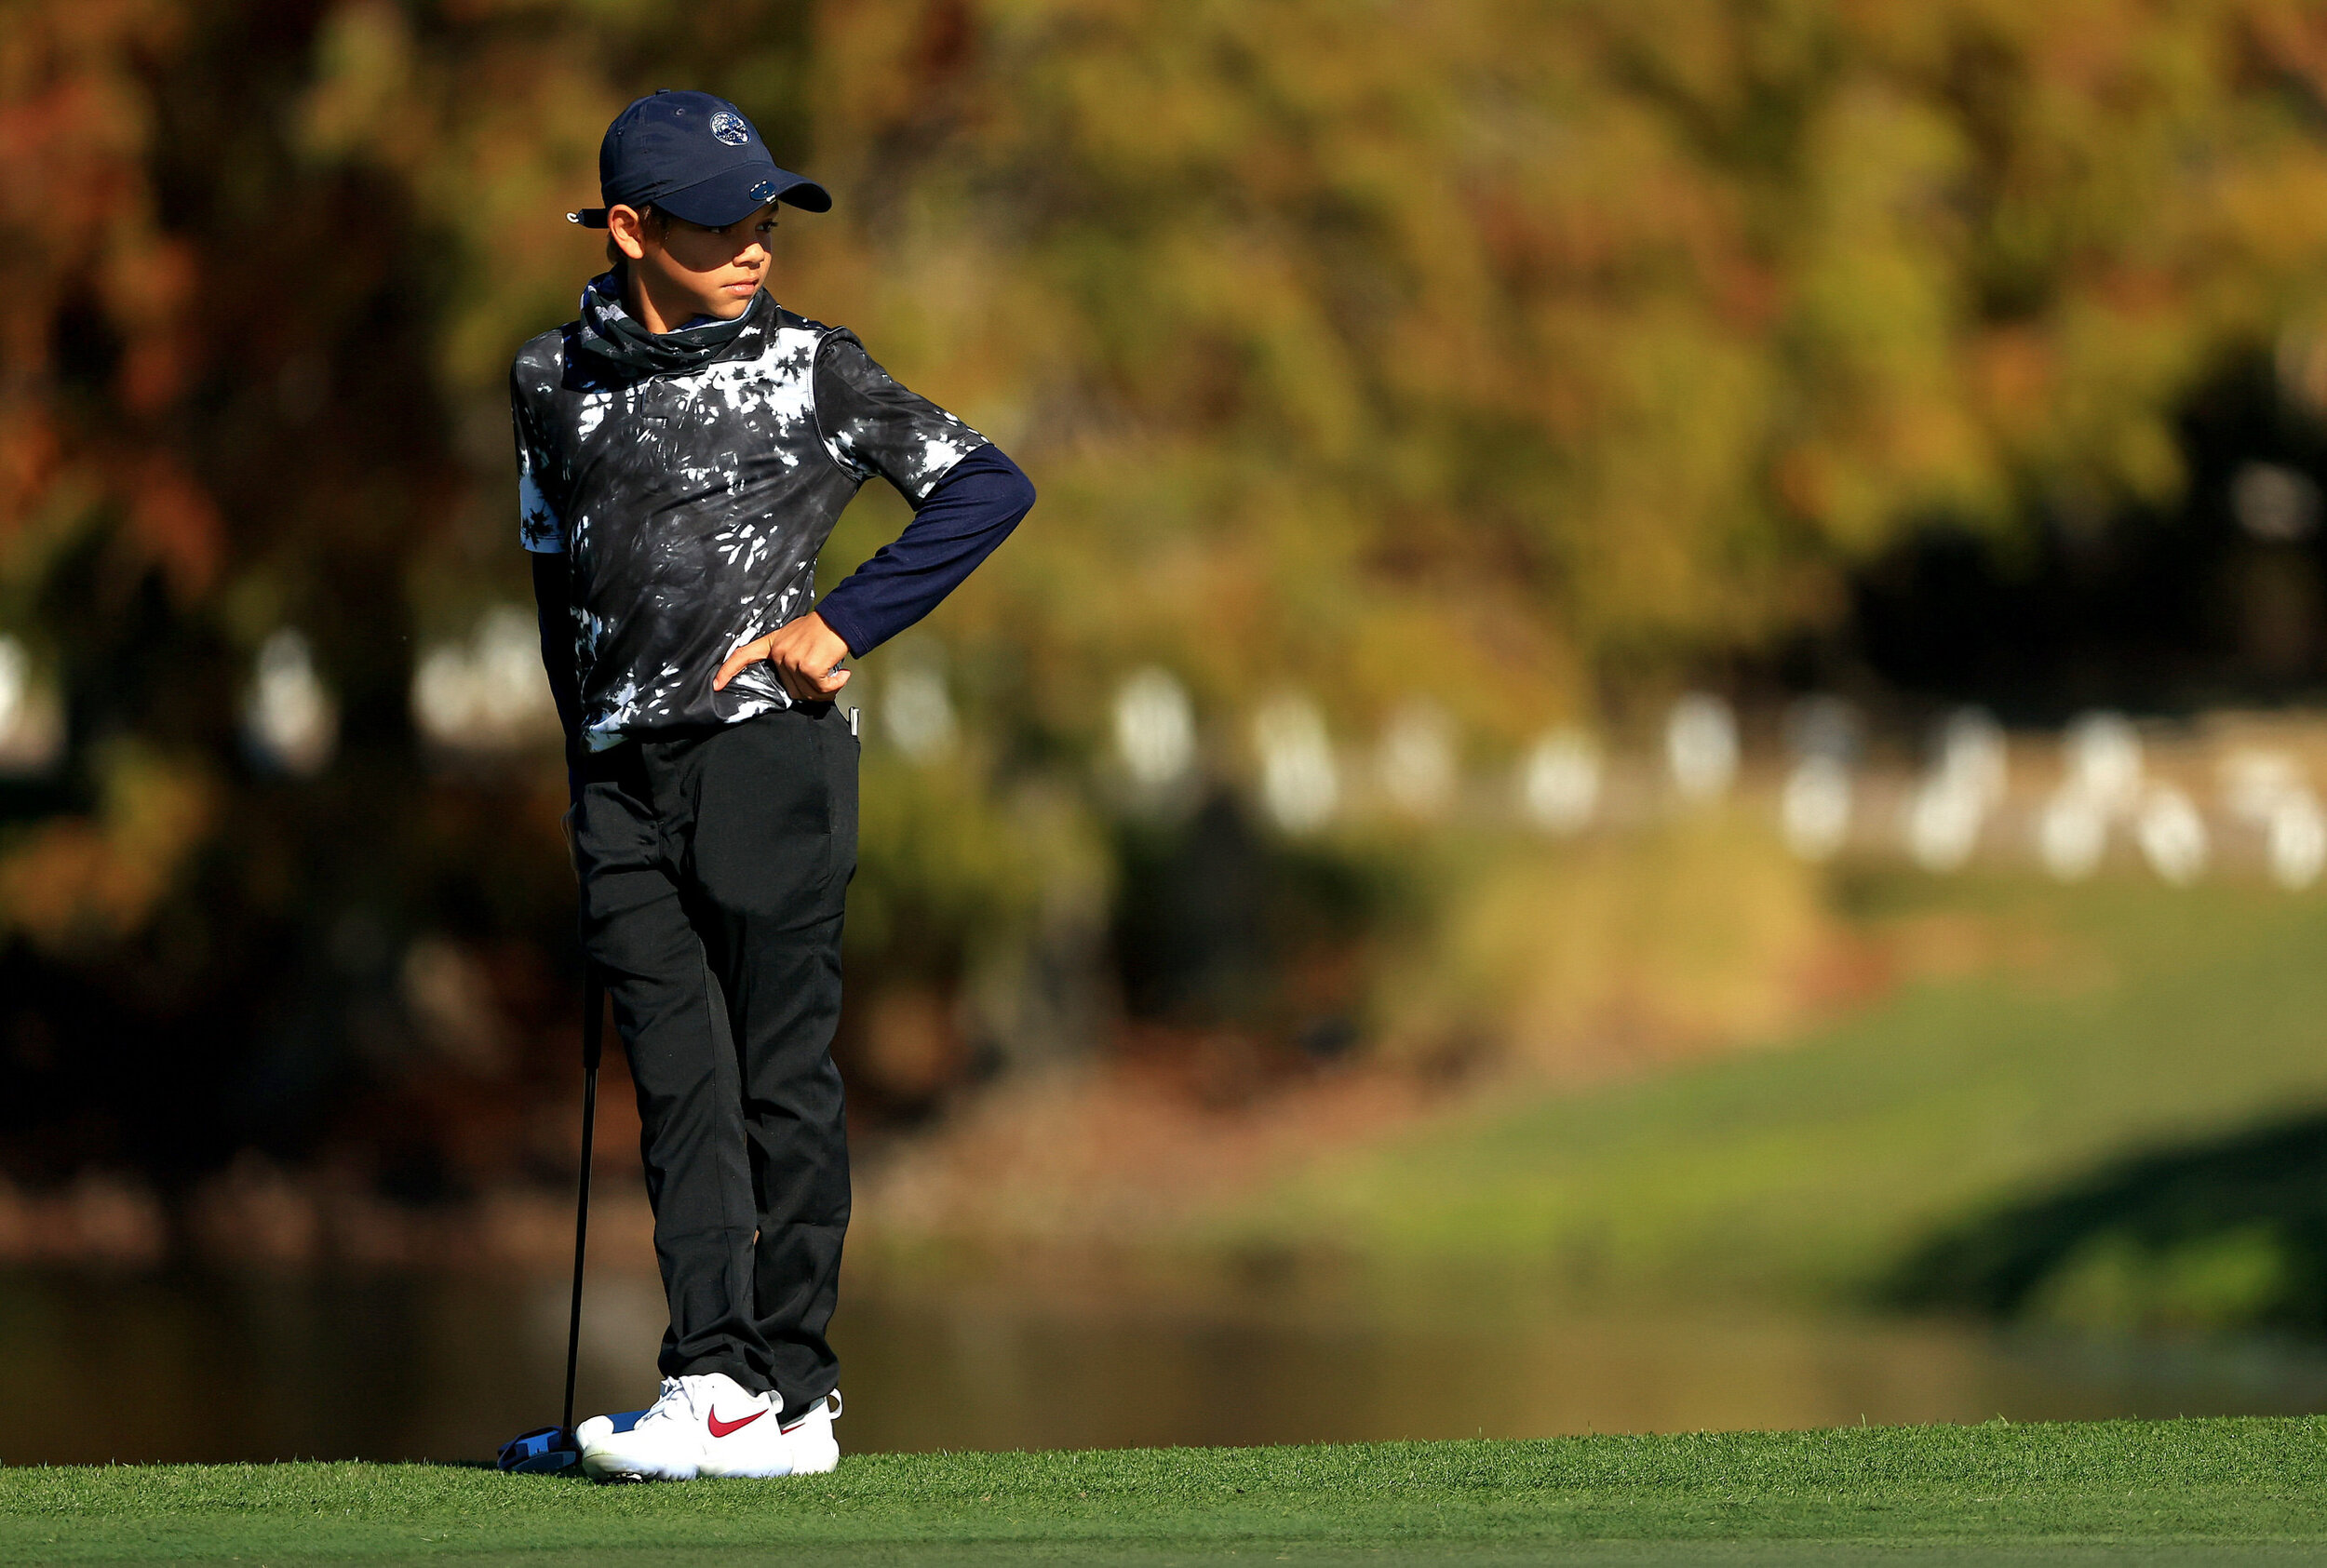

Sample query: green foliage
[11,1,2327,1180]
[2028,1225,2296,1334]
[9,1419,2327,1560]
[791,0,2327,728]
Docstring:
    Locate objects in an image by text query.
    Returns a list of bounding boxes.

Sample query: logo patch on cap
[749,179,779,203]
[709,111,750,146]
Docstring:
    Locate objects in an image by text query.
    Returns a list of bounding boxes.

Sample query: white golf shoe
[576,1373,788,1482]
[776,1390,842,1475]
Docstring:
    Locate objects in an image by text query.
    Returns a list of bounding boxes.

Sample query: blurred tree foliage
[8,0,2327,1201]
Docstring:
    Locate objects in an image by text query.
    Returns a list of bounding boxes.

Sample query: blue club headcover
[496,1411,648,1473]
[496,1426,577,1474]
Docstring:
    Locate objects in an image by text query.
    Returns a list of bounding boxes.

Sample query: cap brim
[656,164,832,227]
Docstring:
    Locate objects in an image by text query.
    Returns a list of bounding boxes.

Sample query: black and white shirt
[510,275,987,750]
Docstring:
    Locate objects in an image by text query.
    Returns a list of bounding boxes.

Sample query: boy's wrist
[812,602,868,661]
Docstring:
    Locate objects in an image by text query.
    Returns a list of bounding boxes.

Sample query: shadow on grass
[1885,1111,2327,1333]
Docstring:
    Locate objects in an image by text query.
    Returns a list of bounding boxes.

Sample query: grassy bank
[1228,873,2327,1307]
[6,1418,2327,1564]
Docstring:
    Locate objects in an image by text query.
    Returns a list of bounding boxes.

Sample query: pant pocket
[694,716,837,920]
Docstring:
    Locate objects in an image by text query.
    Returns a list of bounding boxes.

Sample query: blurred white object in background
[1905,773,1984,872]
[2231,461,2321,543]
[1665,693,1737,802]
[2135,785,2209,885]
[1520,729,1602,835]
[2267,793,2327,890]
[2063,711,2144,814]
[1253,694,1338,834]
[0,636,63,775]
[2038,788,2108,880]
[410,647,470,744]
[1782,755,1852,861]
[2219,747,2303,823]
[1781,695,1859,860]
[1377,702,1456,816]
[0,637,28,743]
[2035,711,2143,879]
[1936,708,2008,804]
[466,607,550,739]
[411,606,560,753]
[1113,667,1195,788]
[881,664,958,762]
[245,628,336,776]
[1902,707,2007,873]
[2217,746,2325,890]
[411,645,462,732]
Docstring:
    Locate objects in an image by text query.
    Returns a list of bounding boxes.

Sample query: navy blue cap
[567,90,830,230]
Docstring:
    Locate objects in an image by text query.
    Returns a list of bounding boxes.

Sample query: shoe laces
[637,1376,699,1430]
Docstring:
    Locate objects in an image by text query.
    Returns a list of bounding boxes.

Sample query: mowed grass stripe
[4,1418,2326,1562]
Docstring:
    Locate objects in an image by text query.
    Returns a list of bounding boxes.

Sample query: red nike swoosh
[707,1408,766,1438]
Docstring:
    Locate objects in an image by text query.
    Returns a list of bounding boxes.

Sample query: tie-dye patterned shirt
[509,276,985,750]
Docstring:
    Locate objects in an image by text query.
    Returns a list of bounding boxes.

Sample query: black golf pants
[571,703,856,1421]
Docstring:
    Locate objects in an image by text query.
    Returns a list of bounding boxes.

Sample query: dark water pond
[5,1265,2325,1466]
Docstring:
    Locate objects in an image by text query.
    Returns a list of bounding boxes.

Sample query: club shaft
[563,968,605,1441]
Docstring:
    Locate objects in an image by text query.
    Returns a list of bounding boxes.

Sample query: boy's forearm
[815,445,1034,657]
[531,550,584,753]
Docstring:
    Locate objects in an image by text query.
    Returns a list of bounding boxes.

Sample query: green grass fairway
[1235,875,2327,1302]
[6,1418,2327,1565]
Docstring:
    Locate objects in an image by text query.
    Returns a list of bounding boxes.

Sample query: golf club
[496,964,606,1475]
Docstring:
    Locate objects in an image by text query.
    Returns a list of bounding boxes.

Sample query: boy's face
[610,202,778,320]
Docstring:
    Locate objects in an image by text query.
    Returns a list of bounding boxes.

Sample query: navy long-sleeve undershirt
[814,444,1035,657]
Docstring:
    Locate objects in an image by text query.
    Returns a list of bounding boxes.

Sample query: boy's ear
[607,204,652,262]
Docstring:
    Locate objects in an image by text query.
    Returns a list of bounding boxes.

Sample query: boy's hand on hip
[713,612,853,703]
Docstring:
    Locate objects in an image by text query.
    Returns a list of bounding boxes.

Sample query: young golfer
[512,90,1034,1481]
